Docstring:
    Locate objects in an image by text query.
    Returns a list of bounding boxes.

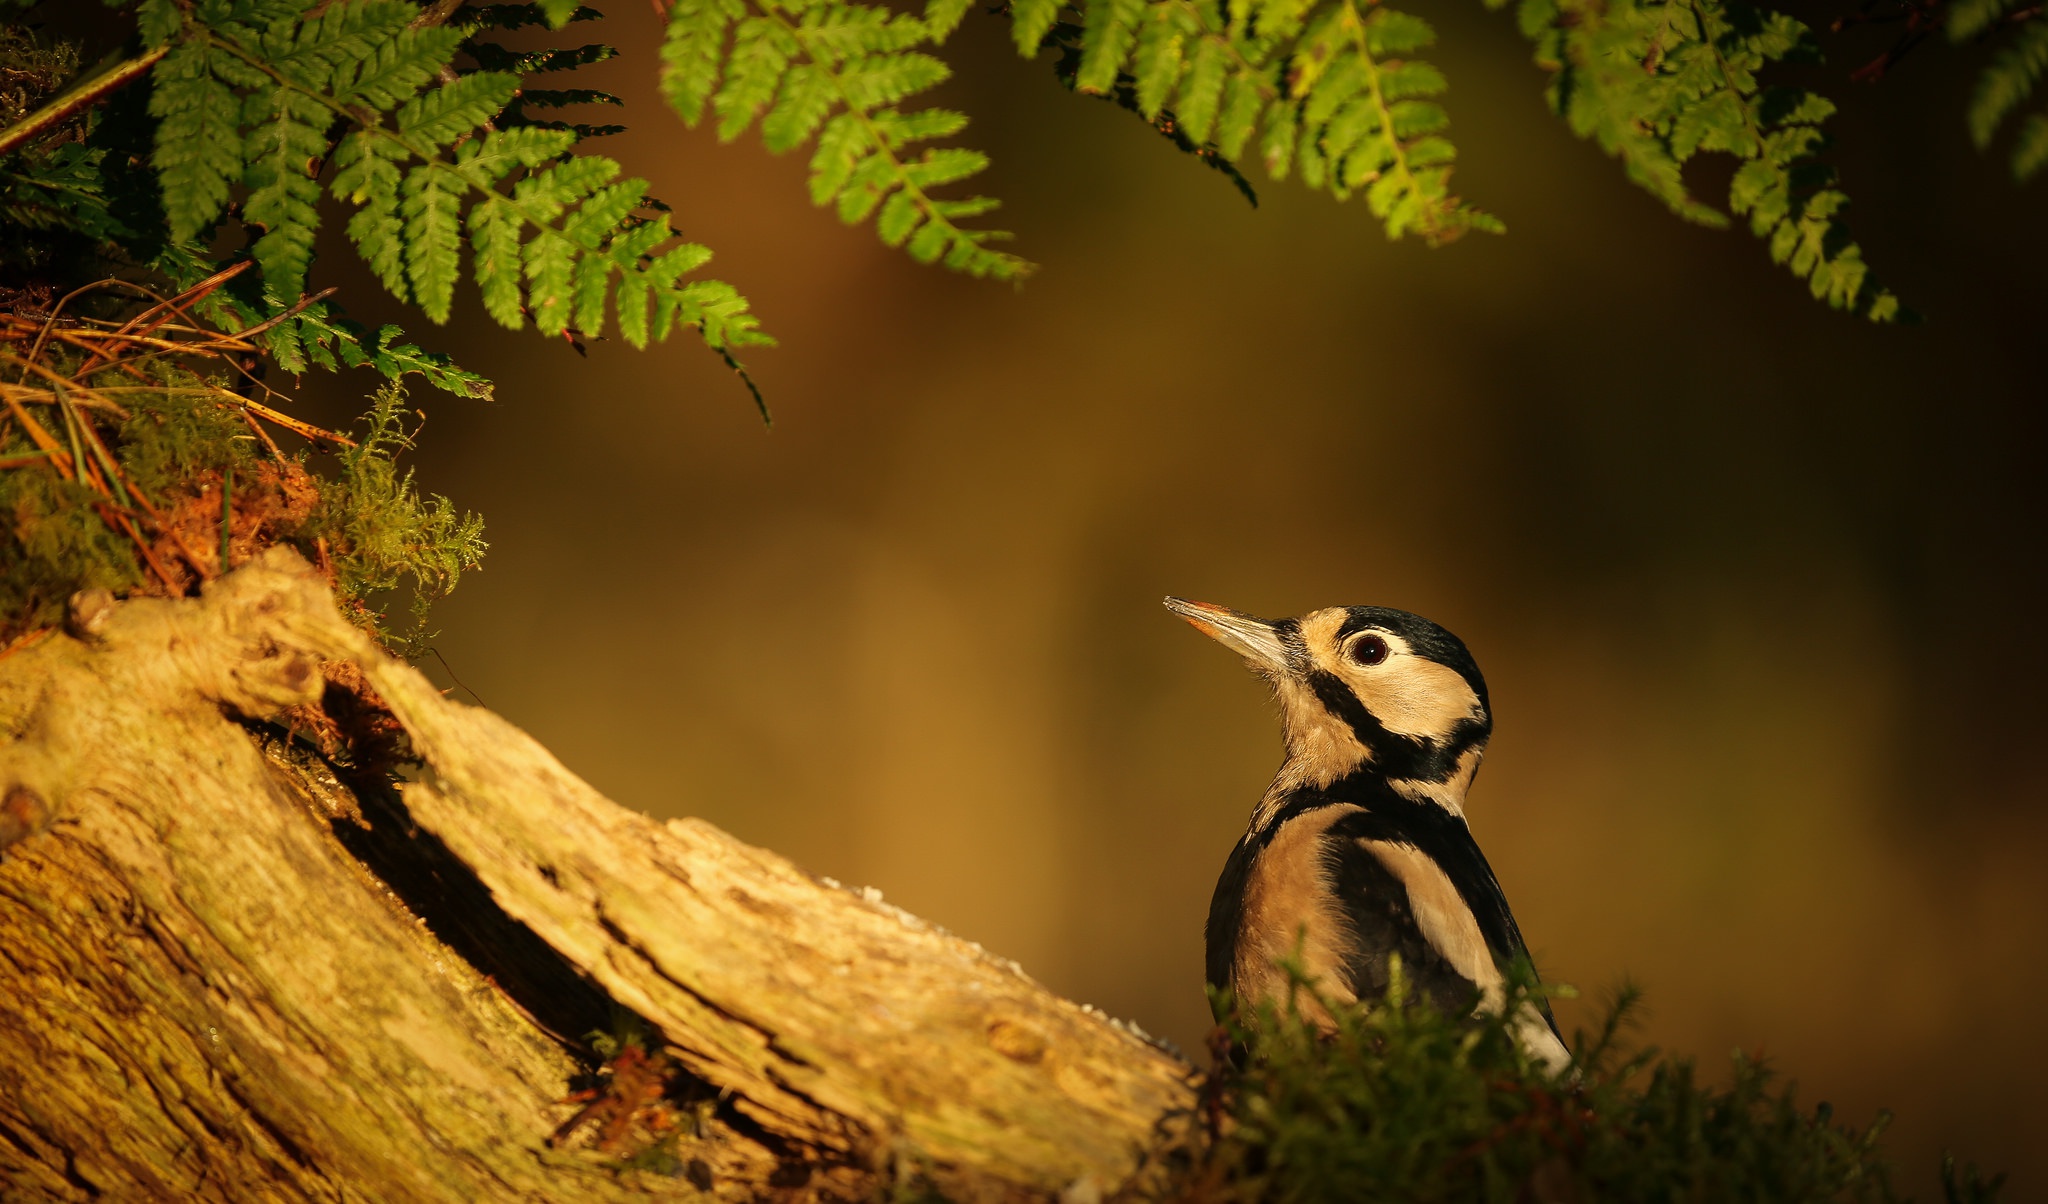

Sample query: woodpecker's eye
[1349,634,1390,666]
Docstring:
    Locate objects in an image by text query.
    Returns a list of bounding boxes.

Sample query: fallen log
[0,549,1197,1201]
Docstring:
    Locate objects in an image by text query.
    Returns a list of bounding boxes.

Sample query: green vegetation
[0,0,2030,648]
[0,3,2024,1195]
[0,357,481,651]
[1170,963,2006,1202]
[1952,0,2048,179]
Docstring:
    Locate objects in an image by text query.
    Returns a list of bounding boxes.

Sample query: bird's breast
[1208,803,1367,1022]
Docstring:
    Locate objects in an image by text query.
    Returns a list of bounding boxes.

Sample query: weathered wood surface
[0,550,1198,1201]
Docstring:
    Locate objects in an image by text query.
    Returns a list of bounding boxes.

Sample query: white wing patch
[1360,838,1573,1075]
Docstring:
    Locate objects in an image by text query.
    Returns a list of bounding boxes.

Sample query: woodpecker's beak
[1164,597,1291,675]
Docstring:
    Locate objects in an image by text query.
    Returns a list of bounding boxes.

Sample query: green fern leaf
[1133,7,1192,119]
[716,17,800,141]
[2011,111,2048,178]
[467,198,525,327]
[1948,0,2015,38]
[1080,0,1148,93]
[1012,0,1065,54]
[572,252,612,337]
[1177,38,1229,142]
[269,0,412,91]
[666,0,1029,278]
[332,130,411,300]
[875,188,921,245]
[808,110,870,203]
[133,0,770,392]
[242,90,330,299]
[661,0,747,123]
[513,155,614,218]
[343,23,468,109]
[1519,0,1895,317]
[397,72,520,150]
[836,52,951,109]
[137,0,184,46]
[149,44,244,242]
[536,0,584,27]
[562,180,649,246]
[1968,22,2048,148]
[401,164,467,322]
[924,0,974,40]
[524,237,577,336]
[667,279,771,349]
[461,127,580,182]
[1042,0,1486,241]
[615,275,652,348]
[763,63,839,152]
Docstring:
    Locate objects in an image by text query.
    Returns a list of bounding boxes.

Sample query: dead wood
[0,549,1197,1201]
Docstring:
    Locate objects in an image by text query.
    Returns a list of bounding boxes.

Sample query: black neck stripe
[1303,669,1489,785]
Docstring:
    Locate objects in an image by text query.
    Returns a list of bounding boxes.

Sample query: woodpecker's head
[1165,598,1493,809]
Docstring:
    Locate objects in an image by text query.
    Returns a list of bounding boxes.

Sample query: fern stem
[0,46,169,159]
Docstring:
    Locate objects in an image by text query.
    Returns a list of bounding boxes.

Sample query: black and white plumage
[1165,597,1570,1071]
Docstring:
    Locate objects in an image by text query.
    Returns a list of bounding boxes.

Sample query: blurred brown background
[288,7,2044,1196]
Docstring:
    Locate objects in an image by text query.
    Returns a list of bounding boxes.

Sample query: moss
[1,362,482,652]
[1161,964,2005,1204]
[0,459,143,638]
[0,23,76,128]
[315,387,487,657]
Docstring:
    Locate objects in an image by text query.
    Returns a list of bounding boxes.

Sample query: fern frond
[147,43,242,241]
[241,89,329,300]
[131,0,768,384]
[1949,0,2019,39]
[662,0,1031,279]
[2011,110,2048,178]
[1037,18,1262,206]
[300,310,497,400]
[401,164,466,322]
[1517,0,1899,319]
[1966,21,2048,158]
[1031,0,1497,245]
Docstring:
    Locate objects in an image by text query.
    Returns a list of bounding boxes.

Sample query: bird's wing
[1322,806,1563,1041]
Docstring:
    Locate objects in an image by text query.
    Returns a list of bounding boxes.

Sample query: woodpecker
[1165,597,1570,1072]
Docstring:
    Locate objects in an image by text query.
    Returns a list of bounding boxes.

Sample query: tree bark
[0,550,1197,1202]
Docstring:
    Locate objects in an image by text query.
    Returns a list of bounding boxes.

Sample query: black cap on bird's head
[1164,598,1493,804]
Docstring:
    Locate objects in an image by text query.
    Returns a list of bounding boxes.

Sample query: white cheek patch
[1342,650,1481,740]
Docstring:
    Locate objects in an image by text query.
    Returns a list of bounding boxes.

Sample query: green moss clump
[316,387,486,656]
[0,365,482,652]
[0,449,141,635]
[1166,964,2004,1204]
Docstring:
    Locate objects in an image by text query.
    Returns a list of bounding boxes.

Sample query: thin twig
[66,263,254,377]
[0,46,170,158]
[231,287,339,340]
[230,393,357,448]
[240,407,289,463]
[0,629,54,664]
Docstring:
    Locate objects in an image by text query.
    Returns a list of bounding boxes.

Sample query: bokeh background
[289,6,2044,1195]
